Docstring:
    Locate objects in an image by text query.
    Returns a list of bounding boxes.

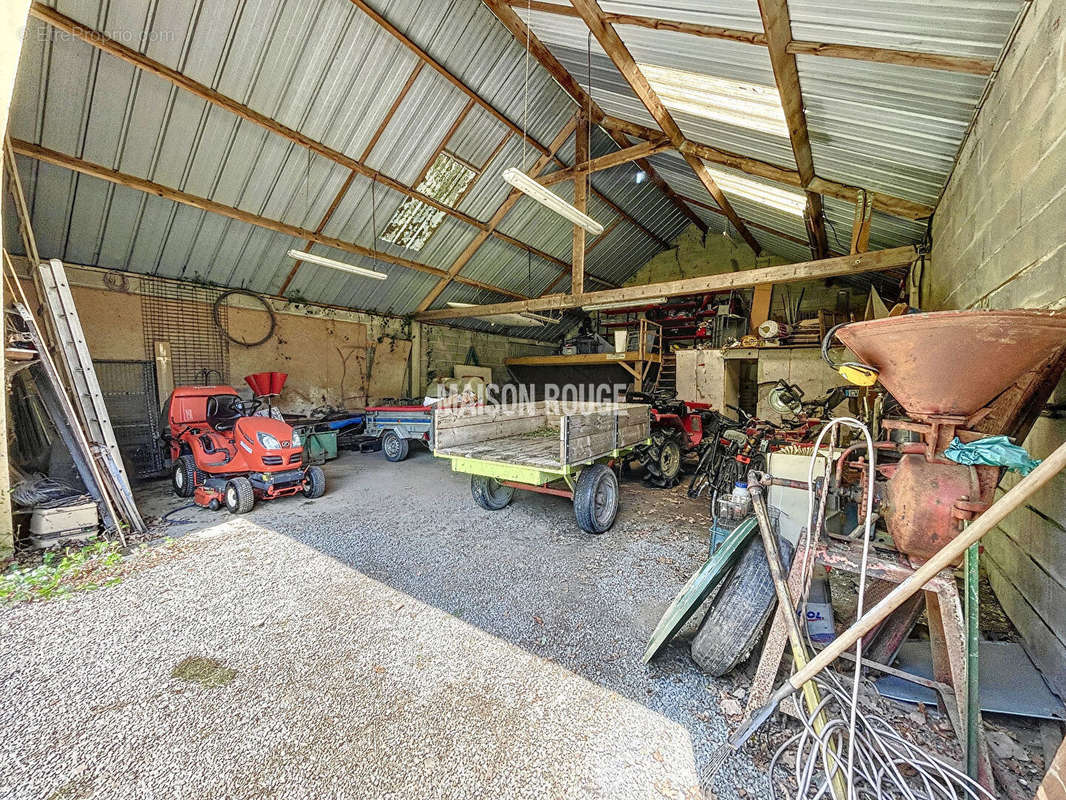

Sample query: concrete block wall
[926,0,1066,311]
[924,0,1066,697]
[418,323,553,392]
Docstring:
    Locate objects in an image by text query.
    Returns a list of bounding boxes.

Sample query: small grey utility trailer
[433,401,650,533]
[364,404,433,461]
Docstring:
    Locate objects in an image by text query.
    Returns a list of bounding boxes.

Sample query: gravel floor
[1,450,771,799]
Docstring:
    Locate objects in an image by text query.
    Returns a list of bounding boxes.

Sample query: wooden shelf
[505,351,660,367]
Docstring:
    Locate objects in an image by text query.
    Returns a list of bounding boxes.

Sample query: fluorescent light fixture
[287,249,388,280]
[502,167,604,235]
[639,63,788,138]
[583,297,666,312]
[705,167,807,217]
[446,301,546,327]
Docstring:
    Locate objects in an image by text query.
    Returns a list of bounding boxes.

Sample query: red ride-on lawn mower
[162,385,326,513]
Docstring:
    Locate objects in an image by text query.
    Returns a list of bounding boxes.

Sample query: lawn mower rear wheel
[172,454,196,498]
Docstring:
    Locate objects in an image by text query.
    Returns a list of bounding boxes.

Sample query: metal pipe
[747,472,847,800]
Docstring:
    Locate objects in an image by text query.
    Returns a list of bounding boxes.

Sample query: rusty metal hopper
[835,310,1066,417]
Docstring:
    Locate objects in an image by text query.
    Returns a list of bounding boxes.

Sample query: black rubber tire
[303,465,326,498]
[224,476,255,514]
[658,437,682,481]
[172,454,196,498]
[471,475,515,510]
[382,430,409,462]
[573,463,620,534]
[690,533,794,676]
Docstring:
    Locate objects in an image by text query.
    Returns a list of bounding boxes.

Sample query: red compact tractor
[162,385,325,513]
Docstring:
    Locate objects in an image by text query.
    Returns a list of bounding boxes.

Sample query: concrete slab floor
[0,450,771,800]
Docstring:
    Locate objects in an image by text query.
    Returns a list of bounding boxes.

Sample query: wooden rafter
[568,0,762,253]
[785,41,994,76]
[29,4,570,292]
[538,138,672,187]
[503,1,995,75]
[10,139,530,300]
[757,0,827,259]
[600,115,934,221]
[482,0,706,236]
[280,61,425,295]
[415,246,917,320]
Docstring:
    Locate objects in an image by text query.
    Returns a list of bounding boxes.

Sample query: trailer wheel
[303,465,326,498]
[382,430,409,462]
[574,464,619,534]
[471,475,515,510]
[172,455,196,498]
[224,477,255,514]
[690,533,793,676]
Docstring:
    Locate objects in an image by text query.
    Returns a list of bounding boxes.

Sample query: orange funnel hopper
[835,310,1066,417]
[245,372,288,397]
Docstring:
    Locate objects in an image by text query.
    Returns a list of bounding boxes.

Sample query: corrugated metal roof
[510,0,1022,258]
[788,0,1023,59]
[521,6,797,170]
[799,56,988,206]
[5,0,694,339]
[5,0,1025,338]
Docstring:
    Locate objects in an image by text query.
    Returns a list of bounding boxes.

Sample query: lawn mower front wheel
[224,477,255,514]
[303,465,326,498]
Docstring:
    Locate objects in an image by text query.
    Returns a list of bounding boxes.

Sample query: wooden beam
[280,61,424,295]
[29,4,569,290]
[482,0,705,237]
[786,40,994,76]
[538,138,672,187]
[568,0,761,253]
[572,116,589,295]
[415,246,917,320]
[504,1,768,46]
[414,117,576,312]
[505,1,994,75]
[850,189,873,254]
[11,139,529,300]
[601,115,934,221]
[757,0,826,259]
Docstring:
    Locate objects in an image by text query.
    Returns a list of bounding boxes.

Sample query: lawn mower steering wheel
[234,398,262,416]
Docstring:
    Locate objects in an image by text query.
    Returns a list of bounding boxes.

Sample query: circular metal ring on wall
[213,289,276,347]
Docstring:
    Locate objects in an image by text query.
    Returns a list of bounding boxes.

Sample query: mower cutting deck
[162,385,326,513]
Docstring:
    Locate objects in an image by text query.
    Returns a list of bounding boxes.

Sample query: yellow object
[838,364,879,386]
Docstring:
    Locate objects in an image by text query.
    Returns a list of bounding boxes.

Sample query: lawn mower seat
[206,394,243,432]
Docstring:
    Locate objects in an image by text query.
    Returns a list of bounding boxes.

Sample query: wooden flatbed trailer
[433,401,650,533]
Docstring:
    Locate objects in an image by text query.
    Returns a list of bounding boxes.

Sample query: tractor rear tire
[172,454,196,498]
[303,465,326,498]
[574,464,619,534]
[224,477,255,514]
[382,430,409,462]
[690,533,794,676]
[471,475,515,510]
